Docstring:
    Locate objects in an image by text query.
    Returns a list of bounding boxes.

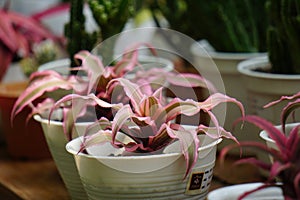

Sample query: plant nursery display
[12,42,244,199]
[220,90,300,200]
[11,44,161,199]
[65,73,244,198]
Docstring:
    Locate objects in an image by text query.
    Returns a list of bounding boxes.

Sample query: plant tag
[185,167,213,195]
[185,171,204,195]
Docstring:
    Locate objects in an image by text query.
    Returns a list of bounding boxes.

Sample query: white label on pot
[185,167,213,195]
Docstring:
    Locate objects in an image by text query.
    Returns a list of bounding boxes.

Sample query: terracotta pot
[0,81,51,159]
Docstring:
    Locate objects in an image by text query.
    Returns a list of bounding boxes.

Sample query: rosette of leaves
[11,43,220,142]
[11,44,145,140]
[220,92,300,200]
[73,77,244,178]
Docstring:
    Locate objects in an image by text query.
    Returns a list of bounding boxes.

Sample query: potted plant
[218,90,300,200]
[150,0,268,151]
[12,42,223,199]
[0,39,63,159]
[237,0,300,142]
[10,45,153,200]
[0,0,66,158]
[64,73,244,199]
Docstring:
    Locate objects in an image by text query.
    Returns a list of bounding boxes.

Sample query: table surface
[0,143,267,200]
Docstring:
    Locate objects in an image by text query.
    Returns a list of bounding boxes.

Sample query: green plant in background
[64,0,98,69]
[64,0,135,69]
[87,0,135,64]
[88,0,134,41]
[266,0,300,74]
[153,0,268,53]
[20,40,65,77]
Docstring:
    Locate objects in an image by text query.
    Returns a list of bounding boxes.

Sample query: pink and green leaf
[166,73,216,92]
[197,125,238,143]
[74,50,105,93]
[83,117,112,138]
[166,124,199,178]
[111,105,132,143]
[108,78,144,112]
[139,96,160,117]
[49,93,122,140]
[153,98,200,123]
[235,115,287,153]
[11,76,76,121]
[264,91,300,108]
[199,93,245,117]
[79,130,113,153]
[280,99,300,132]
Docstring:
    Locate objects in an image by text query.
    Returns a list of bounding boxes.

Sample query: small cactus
[87,0,134,64]
[64,0,99,69]
[88,0,134,40]
[65,0,134,69]
[20,40,63,77]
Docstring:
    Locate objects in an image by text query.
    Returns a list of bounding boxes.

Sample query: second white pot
[34,115,91,200]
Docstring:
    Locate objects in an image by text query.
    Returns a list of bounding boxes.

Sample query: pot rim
[190,42,266,60]
[238,56,300,80]
[259,122,300,143]
[33,114,93,127]
[66,135,222,160]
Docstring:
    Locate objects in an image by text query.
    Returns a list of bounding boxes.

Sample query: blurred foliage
[266,0,300,74]
[152,0,268,53]
[20,40,65,77]
[64,0,135,68]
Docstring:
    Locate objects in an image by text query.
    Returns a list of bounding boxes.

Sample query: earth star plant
[11,44,151,140]
[11,43,245,179]
[77,77,244,177]
[11,44,219,141]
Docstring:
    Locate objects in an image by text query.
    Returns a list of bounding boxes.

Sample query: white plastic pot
[260,123,300,163]
[238,56,300,127]
[191,41,266,152]
[34,115,92,200]
[66,126,222,200]
[207,182,283,200]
